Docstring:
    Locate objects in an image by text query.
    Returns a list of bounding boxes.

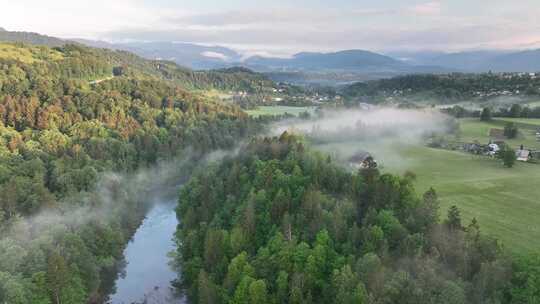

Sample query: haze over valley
[1,1,540,304]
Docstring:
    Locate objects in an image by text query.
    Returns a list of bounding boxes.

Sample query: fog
[272,107,454,170]
[2,147,239,244]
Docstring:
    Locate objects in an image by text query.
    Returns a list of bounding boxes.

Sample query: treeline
[342,73,540,103]
[176,134,540,304]
[443,103,540,119]
[0,43,264,303]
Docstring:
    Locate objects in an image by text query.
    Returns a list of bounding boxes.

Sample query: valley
[0,22,540,304]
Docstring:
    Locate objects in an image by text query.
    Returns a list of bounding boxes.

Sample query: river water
[106,201,186,304]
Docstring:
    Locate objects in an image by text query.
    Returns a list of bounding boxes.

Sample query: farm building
[348,151,377,170]
[489,128,506,141]
[516,149,530,162]
[487,143,500,156]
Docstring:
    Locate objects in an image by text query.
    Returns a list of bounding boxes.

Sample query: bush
[480,107,492,121]
[503,150,516,168]
[504,122,519,139]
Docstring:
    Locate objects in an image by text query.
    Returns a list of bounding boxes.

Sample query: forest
[342,73,540,103]
[0,42,267,303]
[175,134,540,304]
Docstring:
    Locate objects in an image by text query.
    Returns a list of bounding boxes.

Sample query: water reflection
[107,202,185,304]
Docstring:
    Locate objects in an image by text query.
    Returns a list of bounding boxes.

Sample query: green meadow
[246,105,316,117]
[394,145,540,254]
[457,118,540,150]
[315,118,540,254]
[395,118,540,254]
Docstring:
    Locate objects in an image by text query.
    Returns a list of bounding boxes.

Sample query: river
[106,201,186,304]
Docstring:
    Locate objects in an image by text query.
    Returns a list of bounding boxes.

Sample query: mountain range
[1,28,540,84]
[387,49,540,72]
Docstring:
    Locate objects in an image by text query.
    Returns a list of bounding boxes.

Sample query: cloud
[409,1,442,16]
[169,8,396,27]
[201,51,229,61]
[270,107,453,170]
[103,20,540,55]
[2,0,540,55]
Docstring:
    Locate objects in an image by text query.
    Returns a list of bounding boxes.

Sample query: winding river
[106,201,186,304]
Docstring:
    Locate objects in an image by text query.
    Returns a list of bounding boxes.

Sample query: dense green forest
[342,73,540,103]
[175,134,540,304]
[0,42,269,303]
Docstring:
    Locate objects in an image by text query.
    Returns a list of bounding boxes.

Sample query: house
[487,143,500,156]
[516,149,531,162]
[348,151,377,170]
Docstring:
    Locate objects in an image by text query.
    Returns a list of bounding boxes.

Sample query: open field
[524,100,540,107]
[392,145,540,254]
[458,118,540,150]
[246,105,316,117]
[495,117,540,127]
[201,89,233,101]
[313,118,540,254]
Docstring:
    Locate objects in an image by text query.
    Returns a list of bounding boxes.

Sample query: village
[426,125,540,163]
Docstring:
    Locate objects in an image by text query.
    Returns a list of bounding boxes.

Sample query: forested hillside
[0,28,65,47]
[0,42,265,303]
[176,134,540,304]
[342,73,540,103]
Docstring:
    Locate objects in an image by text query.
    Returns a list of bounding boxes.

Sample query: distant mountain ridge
[1,27,539,81]
[390,50,540,72]
[244,50,403,72]
[488,49,540,72]
[74,39,243,70]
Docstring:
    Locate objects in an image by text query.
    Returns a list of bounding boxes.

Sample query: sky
[1,0,539,56]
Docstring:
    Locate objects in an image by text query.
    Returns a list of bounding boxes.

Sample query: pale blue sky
[1,0,539,55]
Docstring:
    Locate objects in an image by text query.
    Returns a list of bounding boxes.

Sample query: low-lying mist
[2,148,239,244]
[272,107,454,170]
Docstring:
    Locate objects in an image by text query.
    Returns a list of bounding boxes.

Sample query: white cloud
[201,51,229,61]
[409,1,442,16]
[0,0,539,54]
[0,0,186,39]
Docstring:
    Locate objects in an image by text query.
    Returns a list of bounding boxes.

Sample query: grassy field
[314,118,540,254]
[396,118,540,254]
[457,118,540,150]
[495,117,540,127]
[246,106,316,117]
[201,89,234,101]
[391,145,540,254]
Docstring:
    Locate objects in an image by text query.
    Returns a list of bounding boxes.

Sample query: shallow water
[107,202,186,304]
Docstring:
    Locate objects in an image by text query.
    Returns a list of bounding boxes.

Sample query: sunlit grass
[0,43,63,63]
[390,145,540,254]
[246,106,316,117]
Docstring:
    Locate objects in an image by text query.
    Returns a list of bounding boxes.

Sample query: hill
[389,49,540,73]
[0,28,65,46]
[76,39,243,70]
[245,49,404,72]
[341,73,540,104]
[487,49,540,72]
[0,41,269,303]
